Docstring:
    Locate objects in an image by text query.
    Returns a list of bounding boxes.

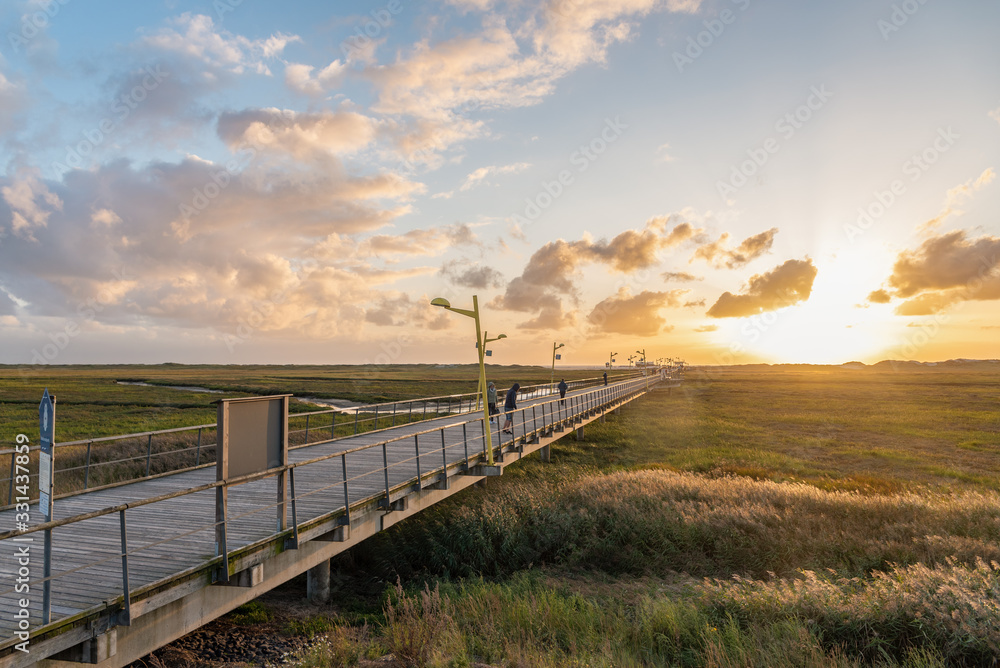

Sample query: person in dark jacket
[557,378,568,405]
[502,383,520,433]
[603,371,608,386]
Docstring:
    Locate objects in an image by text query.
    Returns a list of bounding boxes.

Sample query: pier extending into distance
[0,372,677,667]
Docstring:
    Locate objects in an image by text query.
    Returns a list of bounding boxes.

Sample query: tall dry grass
[361,470,1000,581]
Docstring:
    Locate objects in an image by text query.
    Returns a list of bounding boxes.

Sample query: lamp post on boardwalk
[609,352,617,371]
[475,331,507,409]
[431,296,502,466]
[636,349,647,390]
[551,342,564,395]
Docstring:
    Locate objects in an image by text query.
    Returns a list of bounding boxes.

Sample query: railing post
[481,418,488,459]
[373,405,379,431]
[84,441,92,489]
[119,508,131,625]
[382,442,391,502]
[354,408,359,435]
[392,403,397,427]
[145,433,153,477]
[462,422,469,469]
[331,412,337,439]
[216,483,229,583]
[304,414,311,443]
[440,428,448,474]
[341,454,351,525]
[289,468,299,549]
[195,428,202,466]
[414,434,422,490]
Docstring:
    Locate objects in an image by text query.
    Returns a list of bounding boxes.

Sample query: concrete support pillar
[576,426,584,441]
[307,559,331,604]
[600,412,605,423]
[539,445,551,463]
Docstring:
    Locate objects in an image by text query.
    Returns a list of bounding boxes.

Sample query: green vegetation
[0,363,608,498]
[4,362,1000,666]
[0,363,605,440]
[297,363,1000,667]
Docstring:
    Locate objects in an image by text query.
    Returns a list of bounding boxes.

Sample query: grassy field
[4,362,999,666]
[1,363,608,441]
[274,362,1000,667]
[0,364,612,498]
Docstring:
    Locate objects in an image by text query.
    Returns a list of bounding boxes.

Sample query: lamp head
[430,297,452,308]
[497,334,507,339]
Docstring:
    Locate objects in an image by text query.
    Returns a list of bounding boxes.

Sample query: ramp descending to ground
[0,375,667,667]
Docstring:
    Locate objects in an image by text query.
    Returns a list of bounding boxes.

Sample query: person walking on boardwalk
[603,371,608,386]
[487,381,499,427]
[503,383,520,434]
[557,378,568,405]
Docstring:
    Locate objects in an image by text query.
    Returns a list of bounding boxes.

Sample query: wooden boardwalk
[0,378,657,664]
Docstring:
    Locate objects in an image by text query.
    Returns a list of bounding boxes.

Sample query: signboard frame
[38,389,55,624]
[214,395,291,578]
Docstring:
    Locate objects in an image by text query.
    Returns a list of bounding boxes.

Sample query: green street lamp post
[551,342,565,394]
[431,296,505,466]
[636,349,648,390]
[609,352,618,370]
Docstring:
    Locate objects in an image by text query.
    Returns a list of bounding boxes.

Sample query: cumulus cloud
[662,270,701,282]
[460,162,531,191]
[692,227,777,269]
[1,172,63,242]
[693,324,718,332]
[867,230,1000,315]
[707,258,818,318]
[217,108,381,160]
[365,293,453,330]
[140,13,298,76]
[439,261,506,289]
[491,211,707,328]
[362,224,481,256]
[285,60,347,96]
[919,168,995,232]
[867,289,892,304]
[369,2,700,161]
[587,288,685,336]
[0,150,446,341]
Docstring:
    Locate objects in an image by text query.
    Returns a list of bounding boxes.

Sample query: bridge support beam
[576,426,584,441]
[538,445,551,463]
[51,629,116,664]
[307,560,330,605]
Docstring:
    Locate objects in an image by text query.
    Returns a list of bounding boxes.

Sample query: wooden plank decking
[0,378,654,660]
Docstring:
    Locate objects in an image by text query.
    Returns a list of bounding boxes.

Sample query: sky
[0,0,998,367]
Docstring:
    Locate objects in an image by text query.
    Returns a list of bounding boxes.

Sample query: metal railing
[0,376,656,649]
[0,371,648,507]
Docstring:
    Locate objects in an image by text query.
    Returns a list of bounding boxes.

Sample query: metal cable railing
[0,377,656,647]
[0,371,649,506]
